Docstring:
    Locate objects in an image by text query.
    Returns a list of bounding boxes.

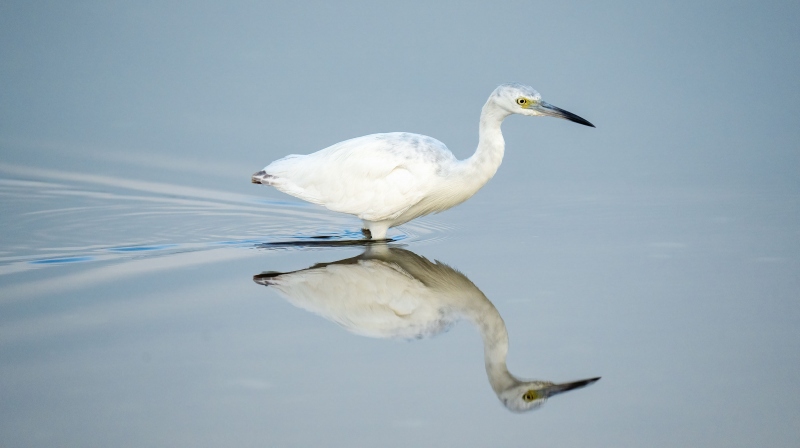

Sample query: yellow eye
[522,390,538,402]
[516,98,528,106]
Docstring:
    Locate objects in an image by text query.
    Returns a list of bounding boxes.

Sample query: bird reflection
[253,245,599,413]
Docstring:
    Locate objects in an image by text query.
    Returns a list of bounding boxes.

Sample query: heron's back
[263,133,459,222]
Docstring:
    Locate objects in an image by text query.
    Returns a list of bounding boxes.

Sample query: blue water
[1,158,798,447]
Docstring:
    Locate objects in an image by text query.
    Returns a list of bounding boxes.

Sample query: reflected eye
[516,98,528,106]
[522,390,538,402]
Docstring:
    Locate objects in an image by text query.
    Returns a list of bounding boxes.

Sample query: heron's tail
[253,271,283,286]
[251,170,275,185]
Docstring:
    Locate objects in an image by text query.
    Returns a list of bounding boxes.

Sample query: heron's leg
[363,220,390,240]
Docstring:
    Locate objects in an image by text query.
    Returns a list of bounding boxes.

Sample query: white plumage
[254,246,599,413]
[252,83,593,239]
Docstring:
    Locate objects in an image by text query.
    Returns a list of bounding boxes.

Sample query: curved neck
[457,292,519,396]
[460,99,511,187]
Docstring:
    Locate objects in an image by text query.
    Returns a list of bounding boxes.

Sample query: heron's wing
[263,133,457,221]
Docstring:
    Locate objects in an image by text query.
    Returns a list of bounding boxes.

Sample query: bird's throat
[459,99,509,193]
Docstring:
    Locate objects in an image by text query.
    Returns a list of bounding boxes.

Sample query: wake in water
[0,164,450,275]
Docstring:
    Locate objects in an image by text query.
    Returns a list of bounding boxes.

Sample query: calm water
[1,157,797,447]
[2,3,799,445]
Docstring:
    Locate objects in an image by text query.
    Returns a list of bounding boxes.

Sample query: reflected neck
[458,292,519,395]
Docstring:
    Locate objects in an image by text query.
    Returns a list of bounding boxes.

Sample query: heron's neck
[461,99,511,187]
[459,293,519,395]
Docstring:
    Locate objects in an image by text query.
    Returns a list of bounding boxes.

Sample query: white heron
[252,83,594,240]
[254,245,599,412]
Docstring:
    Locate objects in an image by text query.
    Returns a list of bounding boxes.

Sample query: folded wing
[263,133,456,222]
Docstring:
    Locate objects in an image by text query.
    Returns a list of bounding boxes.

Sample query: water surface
[1,156,798,447]
[4,2,800,445]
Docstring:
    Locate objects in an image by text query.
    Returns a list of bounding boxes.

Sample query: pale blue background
[1,1,799,447]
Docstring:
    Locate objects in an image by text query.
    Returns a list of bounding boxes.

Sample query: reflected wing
[259,260,454,339]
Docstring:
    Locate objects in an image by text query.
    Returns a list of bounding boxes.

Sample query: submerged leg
[362,220,390,240]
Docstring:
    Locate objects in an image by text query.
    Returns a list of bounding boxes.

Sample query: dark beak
[542,376,601,397]
[538,101,595,127]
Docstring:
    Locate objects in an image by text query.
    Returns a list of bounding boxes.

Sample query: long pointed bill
[537,101,595,127]
[541,377,601,398]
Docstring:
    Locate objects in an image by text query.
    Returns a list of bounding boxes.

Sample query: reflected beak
[541,377,601,398]
[536,102,595,127]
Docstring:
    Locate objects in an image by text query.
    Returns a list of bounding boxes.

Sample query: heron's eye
[516,98,527,106]
[522,390,538,402]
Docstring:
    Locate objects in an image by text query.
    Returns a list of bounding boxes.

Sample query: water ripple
[0,164,448,274]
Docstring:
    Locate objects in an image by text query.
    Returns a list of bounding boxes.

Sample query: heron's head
[491,83,594,127]
[497,377,601,413]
